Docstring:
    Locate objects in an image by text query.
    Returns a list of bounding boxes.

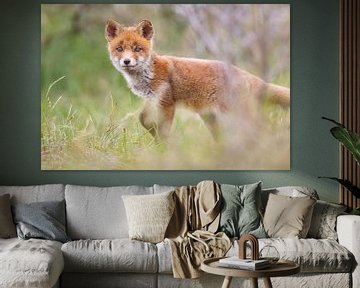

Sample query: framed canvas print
[41,4,290,170]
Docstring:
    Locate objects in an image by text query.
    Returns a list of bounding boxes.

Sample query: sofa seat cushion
[0,238,64,288]
[232,238,353,273]
[62,239,158,273]
[157,238,353,274]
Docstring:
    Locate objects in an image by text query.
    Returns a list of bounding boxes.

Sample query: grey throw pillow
[307,200,347,240]
[218,182,266,238]
[12,200,70,243]
[0,194,16,238]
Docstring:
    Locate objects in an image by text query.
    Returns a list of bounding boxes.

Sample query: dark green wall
[0,0,340,202]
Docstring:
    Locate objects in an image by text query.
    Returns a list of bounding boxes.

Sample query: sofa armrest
[337,215,360,288]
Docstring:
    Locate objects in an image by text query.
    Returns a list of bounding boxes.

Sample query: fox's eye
[134,46,142,52]
[116,46,123,52]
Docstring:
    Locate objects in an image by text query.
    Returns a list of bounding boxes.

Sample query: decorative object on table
[237,234,279,268]
[260,245,280,265]
[217,234,271,271]
[238,233,259,260]
[319,117,360,212]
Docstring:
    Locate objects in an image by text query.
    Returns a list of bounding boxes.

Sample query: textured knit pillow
[122,191,175,243]
[307,200,347,240]
[12,200,70,243]
[0,194,16,238]
[218,182,266,238]
[263,193,316,238]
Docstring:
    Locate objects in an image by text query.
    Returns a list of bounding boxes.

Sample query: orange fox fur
[105,19,290,139]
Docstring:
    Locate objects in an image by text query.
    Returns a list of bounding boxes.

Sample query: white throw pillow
[122,191,175,243]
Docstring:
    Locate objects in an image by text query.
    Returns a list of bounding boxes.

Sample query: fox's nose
[123,59,131,65]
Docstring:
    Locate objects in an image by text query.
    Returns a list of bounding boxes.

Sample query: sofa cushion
[12,200,70,243]
[261,186,319,213]
[157,238,353,274]
[61,239,158,273]
[153,184,176,194]
[263,194,316,238]
[0,184,65,204]
[157,240,173,274]
[235,238,353,273]
[122,191,175,243]
[65,185,153,239]
[0,238,64,288]
[261,238,354,273]
[218,182,266,238]
[307,200,347,240]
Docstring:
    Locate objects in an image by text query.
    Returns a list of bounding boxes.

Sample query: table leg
[263,277,273,288]
[222,276,233,288]
[251,278,258,288]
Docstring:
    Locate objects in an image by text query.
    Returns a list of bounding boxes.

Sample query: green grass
[41,75,290,170]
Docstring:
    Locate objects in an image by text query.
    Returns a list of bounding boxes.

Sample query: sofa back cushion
[65,185,153,239]
[0,185,65,204]
[153,184,176,194]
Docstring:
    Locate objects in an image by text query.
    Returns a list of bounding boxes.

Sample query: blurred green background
[41,4,290,170]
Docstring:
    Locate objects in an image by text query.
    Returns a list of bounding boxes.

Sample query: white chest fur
[121,67,156,100]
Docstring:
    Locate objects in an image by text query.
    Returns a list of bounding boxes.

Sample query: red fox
[105,19,290,140]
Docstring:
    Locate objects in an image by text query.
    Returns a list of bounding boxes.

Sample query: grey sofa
[0,184,359,288]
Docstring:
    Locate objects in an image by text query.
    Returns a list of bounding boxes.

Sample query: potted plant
[320,117,360,215]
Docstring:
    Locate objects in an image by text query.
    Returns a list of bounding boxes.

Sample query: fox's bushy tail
[265,83,290,107]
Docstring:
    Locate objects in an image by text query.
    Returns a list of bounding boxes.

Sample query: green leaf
[321,116,344,127]
[318,177,360,199]
[351,208,360,215]
[330,127,360,165]
[322,117,360,165]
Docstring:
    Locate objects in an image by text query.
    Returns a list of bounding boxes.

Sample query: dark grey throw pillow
[218,182,266,238]
[12,200,70,243]
[0,194,17,238]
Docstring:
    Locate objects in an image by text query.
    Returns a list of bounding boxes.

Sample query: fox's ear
[105,19,123,42]
[136,20,154,40]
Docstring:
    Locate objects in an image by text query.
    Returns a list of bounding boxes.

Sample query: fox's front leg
[139,101,175,140]
[139,102,158,138]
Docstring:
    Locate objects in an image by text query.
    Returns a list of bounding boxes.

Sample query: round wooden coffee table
[201,257,300,288]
